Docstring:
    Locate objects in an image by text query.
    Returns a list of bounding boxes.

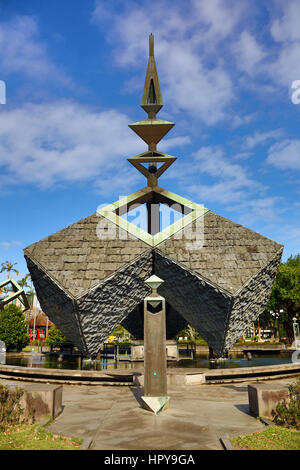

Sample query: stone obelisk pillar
[141,275,170,414]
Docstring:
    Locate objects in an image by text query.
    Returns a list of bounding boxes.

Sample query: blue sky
[0,0,299,282]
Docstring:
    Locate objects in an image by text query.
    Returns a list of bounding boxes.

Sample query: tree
[0,304,29,351]
[0,261,19,279]
[18,274,31,291]
[45,325,67,345]
[18,273,35,308]
[267,254,300,344]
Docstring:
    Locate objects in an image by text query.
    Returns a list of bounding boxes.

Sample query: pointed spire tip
[149,33,154,57]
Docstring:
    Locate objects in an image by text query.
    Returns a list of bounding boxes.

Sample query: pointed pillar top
[141,34,163,118]
[149,33,154,57]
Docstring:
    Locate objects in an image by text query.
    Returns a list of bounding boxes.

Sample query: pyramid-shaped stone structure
[24,34,283,358]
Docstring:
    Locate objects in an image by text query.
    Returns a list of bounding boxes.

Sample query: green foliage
[175,325,207,345]
[17,273,31,291]
[269,255,300,308]
[272,377,300,430]
[0,384,25,431]
[45,324,67,345]
[266,254,300,343]
[111,324,131,342]
[0,304,29,351]
[0,261,19,279]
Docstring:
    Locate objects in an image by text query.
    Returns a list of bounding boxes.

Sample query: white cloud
[189,0,244,47]
[0,101,142,189]
[164,143,284,226]
[0,15,69,84]
[181,145,264,204]
[243,129,284,150]
[159,136,191,152]
[267,139,300,170]
[270,0,300,43]
[0,100,187,190]
[232,196,283,225]
[92,0,243,124]
[232,31,266,73]
[0,241,21,250]
[266,42,300,88]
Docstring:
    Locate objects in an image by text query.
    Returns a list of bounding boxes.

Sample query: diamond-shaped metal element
[97,186,208,248]
[0,279,30,312]
[145,275,164,290]
[128,151,176,188]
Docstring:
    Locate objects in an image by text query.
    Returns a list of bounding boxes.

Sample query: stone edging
[219,414,273,450]
[219,437,236,450]
[80,437,93,450]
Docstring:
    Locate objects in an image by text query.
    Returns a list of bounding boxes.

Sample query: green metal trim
[129,119,174,126]
[128,150,176,160]
[0,278,30,311]
[97,187,209,247]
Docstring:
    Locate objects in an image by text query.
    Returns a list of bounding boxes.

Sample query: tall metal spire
[127,34,177,235]
[128,33,177,198]
[128,34,175,155]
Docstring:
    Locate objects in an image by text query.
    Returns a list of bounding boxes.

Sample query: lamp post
[293,317,300,349]
[270,309,284,342]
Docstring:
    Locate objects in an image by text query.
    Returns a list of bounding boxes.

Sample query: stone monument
[24,34,283,360]
[141,274,170,414]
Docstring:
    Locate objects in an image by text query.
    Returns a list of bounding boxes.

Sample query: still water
[4,351,294,371]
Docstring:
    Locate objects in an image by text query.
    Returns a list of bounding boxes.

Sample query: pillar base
[141,396,170,414]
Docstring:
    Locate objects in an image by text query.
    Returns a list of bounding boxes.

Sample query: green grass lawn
[231,425,300,450]
[0,423,83,450]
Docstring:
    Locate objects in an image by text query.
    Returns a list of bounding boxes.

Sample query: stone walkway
[46,380,275,450]
[1,377,294,450]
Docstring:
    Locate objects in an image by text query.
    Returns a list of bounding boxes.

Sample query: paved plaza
[2,377,294,450]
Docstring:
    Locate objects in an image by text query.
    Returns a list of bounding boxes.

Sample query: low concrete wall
[204,362,300,382]
[248,383,289,419]
[134,372,206,386]
[20,384,63,421]
[3,382,63,422]
[0,361,299,385]
[0,364,135,385]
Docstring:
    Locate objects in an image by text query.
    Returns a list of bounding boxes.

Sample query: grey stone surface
[77,251,153,355]
[223,250,283,351]
[154,251,233,356]
[26,251,153,357]
[25,256,88,354]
